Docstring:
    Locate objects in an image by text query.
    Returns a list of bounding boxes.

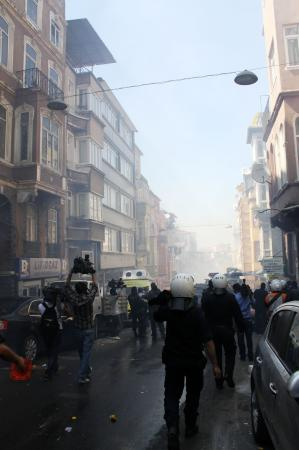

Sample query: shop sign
[261,257,284,275]
[18,258,67,280]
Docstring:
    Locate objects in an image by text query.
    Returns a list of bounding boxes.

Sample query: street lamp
[234,70,258,86]
[47,98,68,111]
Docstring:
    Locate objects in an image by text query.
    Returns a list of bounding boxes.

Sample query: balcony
[16,68,64,102]
[67,217,105,242]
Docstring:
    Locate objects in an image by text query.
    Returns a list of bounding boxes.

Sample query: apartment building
[262,0,299,279]
[0,0,68,297]
[247,113,283,277]
[235,174,262,286]
[135,145,160,278]
[64,19,115,275]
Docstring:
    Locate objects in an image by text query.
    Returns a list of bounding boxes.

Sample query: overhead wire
[0,62,288,108]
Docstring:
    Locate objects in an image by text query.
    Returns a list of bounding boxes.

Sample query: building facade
[0,0,68,297]
[247,113,283,278]
[262,0,299,279]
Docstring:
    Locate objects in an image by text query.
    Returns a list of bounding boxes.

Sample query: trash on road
[72,416,77,421]
[109,414,117,423]
[65,427,73,433]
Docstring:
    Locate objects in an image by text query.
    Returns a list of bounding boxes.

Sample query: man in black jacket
[154,273,221,450]
[201,273,244,389]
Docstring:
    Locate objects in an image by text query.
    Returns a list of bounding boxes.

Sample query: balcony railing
[16,68,64,101]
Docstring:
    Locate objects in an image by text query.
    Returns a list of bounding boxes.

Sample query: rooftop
[67,19,115,68]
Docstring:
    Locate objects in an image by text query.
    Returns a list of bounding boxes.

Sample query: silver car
[251,301,299,449]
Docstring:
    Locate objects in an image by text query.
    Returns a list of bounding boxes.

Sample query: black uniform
[201,291,244,385]
[154,297,212,431]
[253,287,268,334]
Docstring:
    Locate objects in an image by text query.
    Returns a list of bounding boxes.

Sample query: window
[269,43,277,86]
[50,15,60,48]
[78,89,88,110]
[102,140,119,170]
[26,204,37,242]
[25,43,37,87]
[121,231,134,253]
[268,310,295,360]
[79,139,101,170]
[78,193,102,222]
[48,67,59,96]
[90,93,101,117]
[256,139,264,160]
[26,0,38,25]
[295,118,299,179]
[285,314,299,373]
[20,112,30,161]
[121,194,133,217]
[120,157,133,182]
[101,100,118,130]
[279,125,287,185]
[284,25,299,66]
[0,105,6,159]
[0,16,8,67]
[42,116,59,171]
[48,209,57,244]
[103,228,120,252]
[119,119,133,148]
[103,184,118,210]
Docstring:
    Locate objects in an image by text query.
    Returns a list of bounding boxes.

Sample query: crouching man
[154,273,221,450]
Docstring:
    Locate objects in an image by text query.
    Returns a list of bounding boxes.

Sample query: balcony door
[24,43,37,87]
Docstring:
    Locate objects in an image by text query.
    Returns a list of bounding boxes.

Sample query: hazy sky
[66,0,269,248]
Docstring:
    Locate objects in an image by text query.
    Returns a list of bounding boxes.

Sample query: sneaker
[185,425,199,438]
[167,427,180,450]
[78,377,90,385]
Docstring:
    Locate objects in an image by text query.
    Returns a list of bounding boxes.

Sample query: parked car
[0,297,75,361]
[251,301,299,450]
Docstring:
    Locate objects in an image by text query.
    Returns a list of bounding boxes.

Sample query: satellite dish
[251,162,269,184]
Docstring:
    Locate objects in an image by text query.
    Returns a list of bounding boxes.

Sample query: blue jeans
[237,319,253,360]
[76,328,95,380]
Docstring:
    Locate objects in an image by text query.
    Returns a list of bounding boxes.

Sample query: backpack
[40,302,59,332]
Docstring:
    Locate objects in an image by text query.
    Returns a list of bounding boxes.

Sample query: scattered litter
[65,427,72,433]
[72,416,77,421]
[140,392,145,394]
[109,414,117,423]
[42,364,47,368]
[243,422,249,425]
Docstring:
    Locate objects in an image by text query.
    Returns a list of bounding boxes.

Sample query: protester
[286,280,299,302]
[65,269,98,384]
[234,283,254,362]
[264,279,287,320]
[39,286,63,380]
[0,334,25,371]
[128,286,148,337]
[145,282,165,340]
[154,273,221,450]
[253,283,268,334]
[202,273,244,389]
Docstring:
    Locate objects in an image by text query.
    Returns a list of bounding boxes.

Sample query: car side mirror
[288,371,299,399]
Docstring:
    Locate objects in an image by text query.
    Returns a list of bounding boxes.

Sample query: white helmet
[270,279,282,292]
[212,274,228,290]
[280,279,287,290]
[170,273,195,298]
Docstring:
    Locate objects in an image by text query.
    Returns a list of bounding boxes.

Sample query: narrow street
[0,330,268,450]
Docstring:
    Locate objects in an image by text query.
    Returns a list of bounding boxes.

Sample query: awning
[67,19,116,68]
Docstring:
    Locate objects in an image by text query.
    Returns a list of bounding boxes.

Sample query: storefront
[17,258,67,297]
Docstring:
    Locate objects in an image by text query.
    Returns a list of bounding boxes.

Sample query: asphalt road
[0,330,270,450]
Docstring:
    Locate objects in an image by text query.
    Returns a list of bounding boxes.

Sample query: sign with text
[18,258,67,280]
[261,257,284,275]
